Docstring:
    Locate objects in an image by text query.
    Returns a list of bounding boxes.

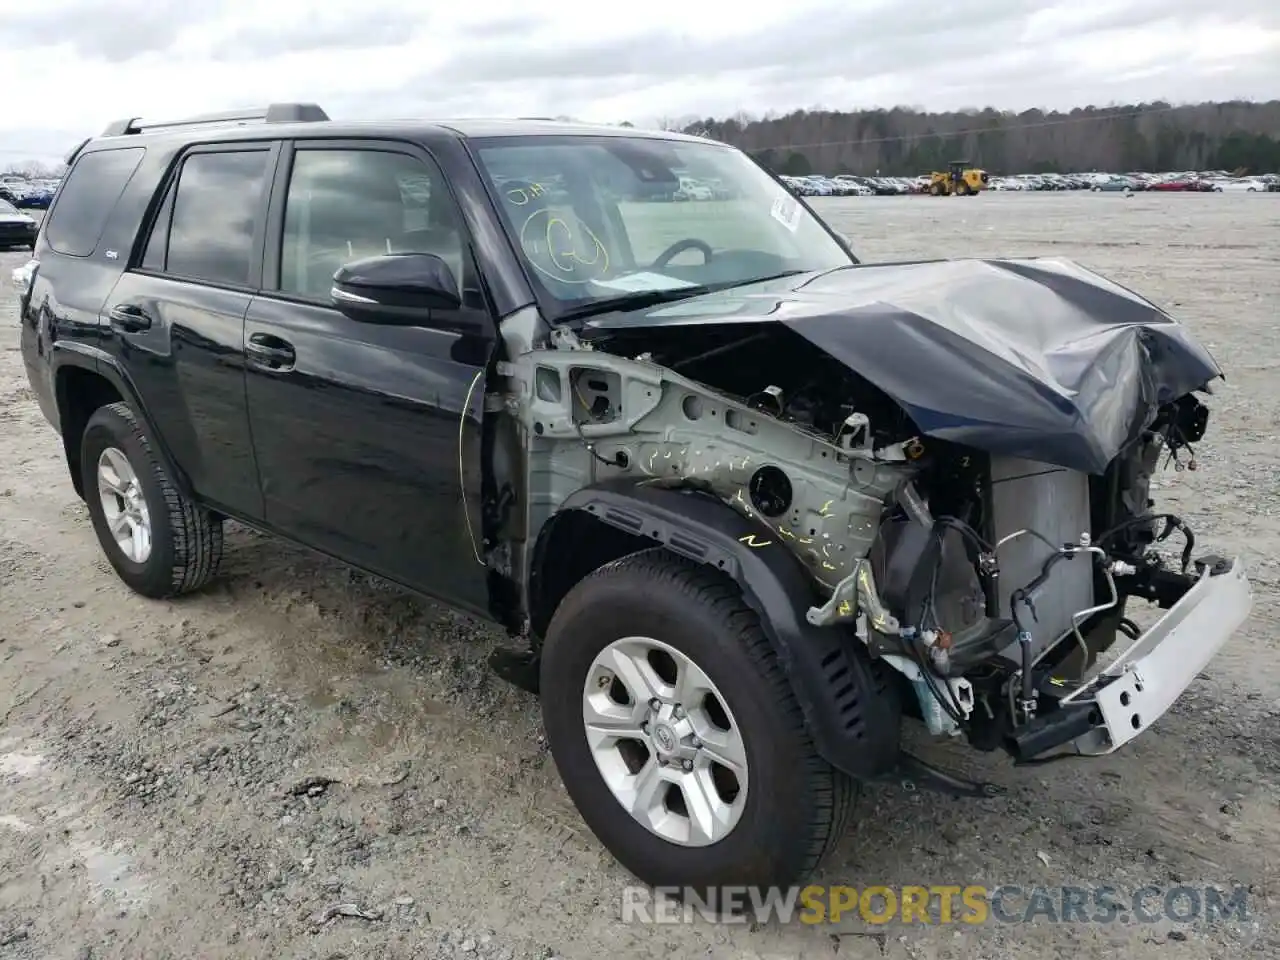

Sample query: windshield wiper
[717,269,809,289]
[553,270,814,324]
[555,285,715,323]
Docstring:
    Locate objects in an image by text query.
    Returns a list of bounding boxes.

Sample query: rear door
[243,138,496,614]
[103,142,279,519]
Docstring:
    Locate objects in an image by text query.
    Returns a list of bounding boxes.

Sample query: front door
[243,139,496,615]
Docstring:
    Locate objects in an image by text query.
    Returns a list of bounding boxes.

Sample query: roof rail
[101,102,329,138]
[65,136,91,166]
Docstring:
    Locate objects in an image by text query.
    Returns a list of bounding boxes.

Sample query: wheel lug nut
[649,698,661,710]
[690,738,701,748]
[681,759,693,771]
[672,705,684,719]
[641,722,649,734]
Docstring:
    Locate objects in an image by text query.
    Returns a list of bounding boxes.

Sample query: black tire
[540,549,857,892]
[80,401,223,598]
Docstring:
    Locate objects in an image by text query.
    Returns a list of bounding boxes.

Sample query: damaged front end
[819,403,1253,768]
[486,257,1253,786]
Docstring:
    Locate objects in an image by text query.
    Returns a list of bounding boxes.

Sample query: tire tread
[95,401,223,596]
[572,548,857,878]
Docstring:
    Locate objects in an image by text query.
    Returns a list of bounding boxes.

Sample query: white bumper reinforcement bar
[1066,556,1253,755]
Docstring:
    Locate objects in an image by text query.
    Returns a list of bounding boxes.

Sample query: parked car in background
[1214,177,1269,192]
[0,176,57,208]
[674,176,713,201]
[0,197,38,249]
[1091,175,1135,192]
[775,165,1272,198]
[831,176,873,196]
[18,179,58,208]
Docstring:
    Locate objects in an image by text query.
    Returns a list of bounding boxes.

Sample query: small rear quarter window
[45,146,146,258]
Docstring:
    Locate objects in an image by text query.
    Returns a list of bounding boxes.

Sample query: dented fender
[542,478,902,780]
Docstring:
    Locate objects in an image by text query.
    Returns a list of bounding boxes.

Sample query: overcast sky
[1,0,1277,167]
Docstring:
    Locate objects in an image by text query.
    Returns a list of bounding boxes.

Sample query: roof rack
[101,102,329,138]
[65,136,91,166]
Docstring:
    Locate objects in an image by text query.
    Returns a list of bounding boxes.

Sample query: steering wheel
[652,238,713,269]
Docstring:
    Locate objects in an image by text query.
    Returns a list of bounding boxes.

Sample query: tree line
[1,161,64,178]
[678,100,1280,177]
[8,100,1279,180]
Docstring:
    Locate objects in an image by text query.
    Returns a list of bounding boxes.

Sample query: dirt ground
[2,192,1279,960]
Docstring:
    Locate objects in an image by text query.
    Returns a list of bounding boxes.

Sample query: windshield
[471,135,852,314]
[0,199,17,214]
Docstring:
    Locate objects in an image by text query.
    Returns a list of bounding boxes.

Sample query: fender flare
[541,479,902,780]
[51,342,194,499]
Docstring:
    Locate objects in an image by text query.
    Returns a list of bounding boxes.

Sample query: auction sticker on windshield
[770,195,803,232]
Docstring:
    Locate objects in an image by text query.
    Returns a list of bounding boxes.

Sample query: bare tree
[686,100,1280,175]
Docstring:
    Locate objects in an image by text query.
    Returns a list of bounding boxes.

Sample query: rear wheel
[539,550,856,892]
[81,401,223,598]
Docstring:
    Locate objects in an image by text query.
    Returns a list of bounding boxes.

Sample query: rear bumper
[1067,556,1252,755]
[0,227,36,246]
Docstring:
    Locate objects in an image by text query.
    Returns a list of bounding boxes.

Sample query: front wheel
[539,550,856,892]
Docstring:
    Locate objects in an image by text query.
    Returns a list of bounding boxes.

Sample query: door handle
[245,332,296,371]
[108,304,152,333]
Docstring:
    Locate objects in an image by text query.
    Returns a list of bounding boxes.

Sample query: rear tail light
[11,258,37,295]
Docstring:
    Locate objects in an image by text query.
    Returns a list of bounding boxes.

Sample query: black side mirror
[331,253,462,325]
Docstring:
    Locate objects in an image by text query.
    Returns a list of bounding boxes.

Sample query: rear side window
[147,150,270,288]
[45,147,146,258]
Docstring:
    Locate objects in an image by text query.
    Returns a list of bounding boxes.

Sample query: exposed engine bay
[487,304,1232,765]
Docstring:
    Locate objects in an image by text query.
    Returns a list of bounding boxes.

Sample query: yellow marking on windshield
[520,208,609,284]
[506,182,548,205]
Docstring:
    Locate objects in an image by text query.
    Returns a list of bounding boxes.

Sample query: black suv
[18,103,1250,895]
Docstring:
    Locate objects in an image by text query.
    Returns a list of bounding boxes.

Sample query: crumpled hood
[585,257,1222,474]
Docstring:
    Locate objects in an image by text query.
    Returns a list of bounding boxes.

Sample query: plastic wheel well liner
[530,478,902,780]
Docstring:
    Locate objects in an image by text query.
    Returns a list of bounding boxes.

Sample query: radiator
[988,456,1095,664]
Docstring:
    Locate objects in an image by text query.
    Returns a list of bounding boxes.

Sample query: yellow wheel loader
[927,161,989,196]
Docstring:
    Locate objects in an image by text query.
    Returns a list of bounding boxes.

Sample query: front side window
[276,148,464,301]
[164,150,270,287]
[472,135,851,314]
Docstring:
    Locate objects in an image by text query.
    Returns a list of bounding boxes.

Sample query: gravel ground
[2,192,1279,960]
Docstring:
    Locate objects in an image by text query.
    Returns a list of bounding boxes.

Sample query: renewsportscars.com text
[621,884,1250,927]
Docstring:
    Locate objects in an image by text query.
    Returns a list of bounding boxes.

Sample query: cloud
[0,0,221,62]
[207,9,429,60]
[428,0,1032,86]
[1,0,1278,166]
